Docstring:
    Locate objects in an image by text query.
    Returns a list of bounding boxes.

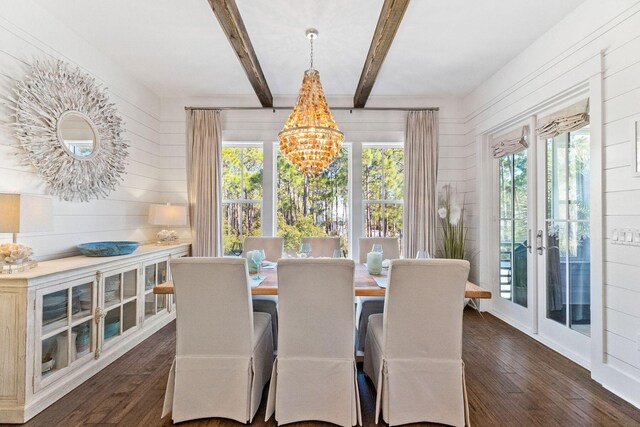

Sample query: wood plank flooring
[19,309,640,427]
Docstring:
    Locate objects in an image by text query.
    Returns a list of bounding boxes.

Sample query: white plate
[249,276,266,287]
[373,276,388,288]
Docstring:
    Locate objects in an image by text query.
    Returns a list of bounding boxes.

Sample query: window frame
[220,140,405,260]
[361,143,405,253]
[221,141,264,253]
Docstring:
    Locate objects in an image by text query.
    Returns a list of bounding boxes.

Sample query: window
[276,148,349,254]
[362,147,404,247]
[498,150,528,307]
[220,142,405,259]
[221,146,263,255]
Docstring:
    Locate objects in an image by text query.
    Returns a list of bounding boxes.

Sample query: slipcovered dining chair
[357,237,400,263]
[242,236,283,347]
[265,259,361,426]
[243,236,284,262]
[363,259,471,426]
[356,237,400,352]
[301,236,341,257]
[162,258,274,424]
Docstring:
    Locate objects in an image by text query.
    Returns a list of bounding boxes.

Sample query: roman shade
[492,126,529,158]
[536,99,589,139]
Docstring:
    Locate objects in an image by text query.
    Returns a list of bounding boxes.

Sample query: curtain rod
[184,106,439,112]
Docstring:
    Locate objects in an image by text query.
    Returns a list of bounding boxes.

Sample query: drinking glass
[252,250,265,274]
[332,249,341,258]
[231,242,243,256]
[371,244,383,254]
[300,243,312,258]
[416,250,430,259]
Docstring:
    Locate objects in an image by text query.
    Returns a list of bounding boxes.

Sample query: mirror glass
[57,112,98,159]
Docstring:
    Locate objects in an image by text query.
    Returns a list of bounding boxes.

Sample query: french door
[494,124,592,365]
[535,126,591,363]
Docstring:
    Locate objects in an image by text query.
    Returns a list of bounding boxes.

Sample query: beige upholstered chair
[162,258,274,424]
[243,236,284,262]
[363,259,471,426]
[242,236,283,347]
[357,237,400,263]
[301,236,341,257]
[265,259,361,426]
[356,237,400,352]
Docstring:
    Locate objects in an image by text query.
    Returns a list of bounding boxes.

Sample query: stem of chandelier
[310,35,314,69]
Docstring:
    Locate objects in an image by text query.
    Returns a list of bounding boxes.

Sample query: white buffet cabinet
[0,243,190,423]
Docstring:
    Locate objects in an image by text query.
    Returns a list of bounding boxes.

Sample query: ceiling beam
[207,0,273,107]
[353,0,410,108]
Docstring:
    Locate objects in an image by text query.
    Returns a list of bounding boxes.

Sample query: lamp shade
[148,204,188,226]
[0,193,53,233]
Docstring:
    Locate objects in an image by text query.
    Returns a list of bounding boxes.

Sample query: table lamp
[0,193,53,273]
[148,203,188,245]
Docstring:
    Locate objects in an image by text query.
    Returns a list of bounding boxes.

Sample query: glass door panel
[42,290,68,334]
[104,308,121,343]
[104,274,121,308]
[545,127,590,336]
[498,150,528,307]
[145,264,156,291]
[72,321,92,361]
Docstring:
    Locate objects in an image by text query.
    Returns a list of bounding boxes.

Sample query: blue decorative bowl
[77,241,140,257]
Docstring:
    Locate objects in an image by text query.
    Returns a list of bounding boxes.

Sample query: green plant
[438,184,467,259]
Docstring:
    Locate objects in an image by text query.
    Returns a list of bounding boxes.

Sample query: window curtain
[536,99,589,138]
[403,110,439,257]
[186,109,222,256]
[492,126,528,158]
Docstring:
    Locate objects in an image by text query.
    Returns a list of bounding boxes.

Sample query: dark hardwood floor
[19,309,640,427]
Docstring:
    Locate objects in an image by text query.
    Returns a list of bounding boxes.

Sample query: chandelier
[279,28,344,176]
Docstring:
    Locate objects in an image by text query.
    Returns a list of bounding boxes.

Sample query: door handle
[526,229,533,253]
[536,230,545,255]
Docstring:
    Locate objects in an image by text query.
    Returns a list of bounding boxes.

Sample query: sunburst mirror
[10,59,128,202]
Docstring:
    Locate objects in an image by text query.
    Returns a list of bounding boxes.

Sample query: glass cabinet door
[143,259,169,321]
[37,277,97,390]
[100,266,139,349]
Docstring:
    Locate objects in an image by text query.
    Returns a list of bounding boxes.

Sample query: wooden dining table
[153,263,492,299]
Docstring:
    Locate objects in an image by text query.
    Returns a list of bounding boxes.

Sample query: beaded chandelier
[279,29,344,176]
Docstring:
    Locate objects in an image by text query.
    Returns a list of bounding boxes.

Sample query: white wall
[0,1,170,260]
[464,0,640,407]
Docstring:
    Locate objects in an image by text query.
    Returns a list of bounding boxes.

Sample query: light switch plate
[613,229,619,242]
[634,231,640,245]
[619,230,626,244]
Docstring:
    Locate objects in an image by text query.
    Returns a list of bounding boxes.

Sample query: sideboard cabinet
[0,243,189,423]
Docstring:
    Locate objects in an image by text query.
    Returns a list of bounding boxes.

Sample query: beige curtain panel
[403,110,439,257]
[492,126,529,158]
[537,98,589,138]
[186,109,222,256]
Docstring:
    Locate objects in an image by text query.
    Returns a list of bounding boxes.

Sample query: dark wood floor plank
[21,309,640,427]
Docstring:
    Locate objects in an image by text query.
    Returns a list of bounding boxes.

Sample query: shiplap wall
[463,0,640,406]
[0,1,167,260]
[159,96,475,279]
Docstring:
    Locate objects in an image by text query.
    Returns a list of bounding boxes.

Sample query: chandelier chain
[310,36,314,69]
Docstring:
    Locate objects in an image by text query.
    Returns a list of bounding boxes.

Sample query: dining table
[153,262,492,299]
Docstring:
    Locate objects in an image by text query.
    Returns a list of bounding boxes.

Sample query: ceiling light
[278,28,344,176]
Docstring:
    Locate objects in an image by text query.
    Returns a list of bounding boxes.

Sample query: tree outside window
[222,146,263,255]
[276,148,349,254]
[362,147,404,248]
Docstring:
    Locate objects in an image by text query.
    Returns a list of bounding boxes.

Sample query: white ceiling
[32,0,584,100]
